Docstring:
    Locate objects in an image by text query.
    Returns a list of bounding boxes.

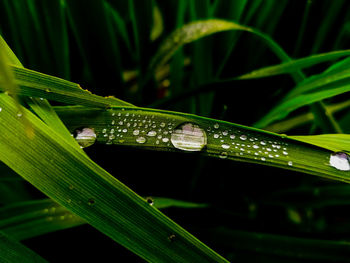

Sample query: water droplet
[282,151,288,155]
[240,135,247,141]
[0,108,2,112]
[147,130,157,137]
[87,198,95,206]
[219,152,228,159]
[160,122,166,128]
[253,145,259,149]
[168,234,176,242]
[162,138,169,143]
[16,112,22,118]
[230,134,235,139]
[329,152,350,171]
[221,144,230,149]
[74,128,96,148]
[136,136,146,144]
[146,197,154,205]
[170,123,207,151]
[214,123,219,129]
[222,131,228,136]
[133,129,140,136]
[288,161,293,166]
[260,141,266,145]
[261,157,266,161]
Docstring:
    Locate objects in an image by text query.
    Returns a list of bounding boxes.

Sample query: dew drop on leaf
[329,152,350,171]
[170,122,207,151]
[73,128,96,148]
[136,136,147,144]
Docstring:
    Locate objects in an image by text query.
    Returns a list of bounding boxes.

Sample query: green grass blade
[0,94,228,263]
[290,134,350,153]
[237,49,350,80]
[6,66,133,107]
[0,197,207,241]
[208,227,350,261]
[55,105,350,183]
[0,231,48,263]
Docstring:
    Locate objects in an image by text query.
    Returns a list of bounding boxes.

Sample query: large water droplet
[74,128,96,148]
[329,152,350,171]
[170,122,207,151]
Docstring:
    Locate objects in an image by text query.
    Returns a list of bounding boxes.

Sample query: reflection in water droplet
[329,152,350,171]
[136,136,146,144]
[133,129,140,136]
[240,135,247,141]
[170,123,207,151]
[288,161,293,166]
[147,130,157,137]
[74,128,96,148]
[222,144,230,149]
[214,123,219,129]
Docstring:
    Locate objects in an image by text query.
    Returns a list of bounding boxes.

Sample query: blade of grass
[207,227,350,261]
[0,197,207,241]
[0,231,48,263]
[55,105,350,183]
[237,49,350,80]
[4,66,133,107]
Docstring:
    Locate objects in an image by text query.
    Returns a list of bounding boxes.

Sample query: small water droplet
[136,136,146,144]
[329,152,350,171]
[240,135,247,141]
[260,141,266,145]
[147,130,157,137]
[0,108,2,112]
[214,123,219,129]
[221,144,230,149]
[288,161,293,166]
[230,134,235,139]
[133,129,140,136]
[74,128,96,148]
[168,234,176,242]
[261,157,266,161]
[222,131,228,136]
[170,123,207,151]
[282,151,288,155]
[214,134,219,139]
[219,152,228,159]
[162,138,169,143]
[88,198,95,206]
[146,197,154,205]
[253,145,259,149]
[160,122,166,128]
[16,112,23,118]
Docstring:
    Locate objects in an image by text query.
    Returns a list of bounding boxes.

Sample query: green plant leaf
[55,105,350,183]
[3,66,133,107]
[0,197,207,241]
[237,49,350,79]
[0,231,48,263]
[0,94,228,263]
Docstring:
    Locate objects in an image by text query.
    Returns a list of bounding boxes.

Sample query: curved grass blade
[0,94,228,263]
[0,198,207,241]
[208,227,350,262]
[55,105,350,183]
[0,231,48,263]
[290,134,350,153]
[149,19,251,73]
[237,49,350,79]
[6,65,133,107]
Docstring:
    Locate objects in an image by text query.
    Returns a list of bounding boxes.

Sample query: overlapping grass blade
[255,67,350,128]
[0,231,47,263]
[55,105,350,183]
[5,66,133,107]
[0,198,207,241]
[237,49,350,79]
[0,93,228,262]
[208,227,350,261]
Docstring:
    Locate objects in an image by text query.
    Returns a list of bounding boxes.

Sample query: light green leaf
[237,49,350,79]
